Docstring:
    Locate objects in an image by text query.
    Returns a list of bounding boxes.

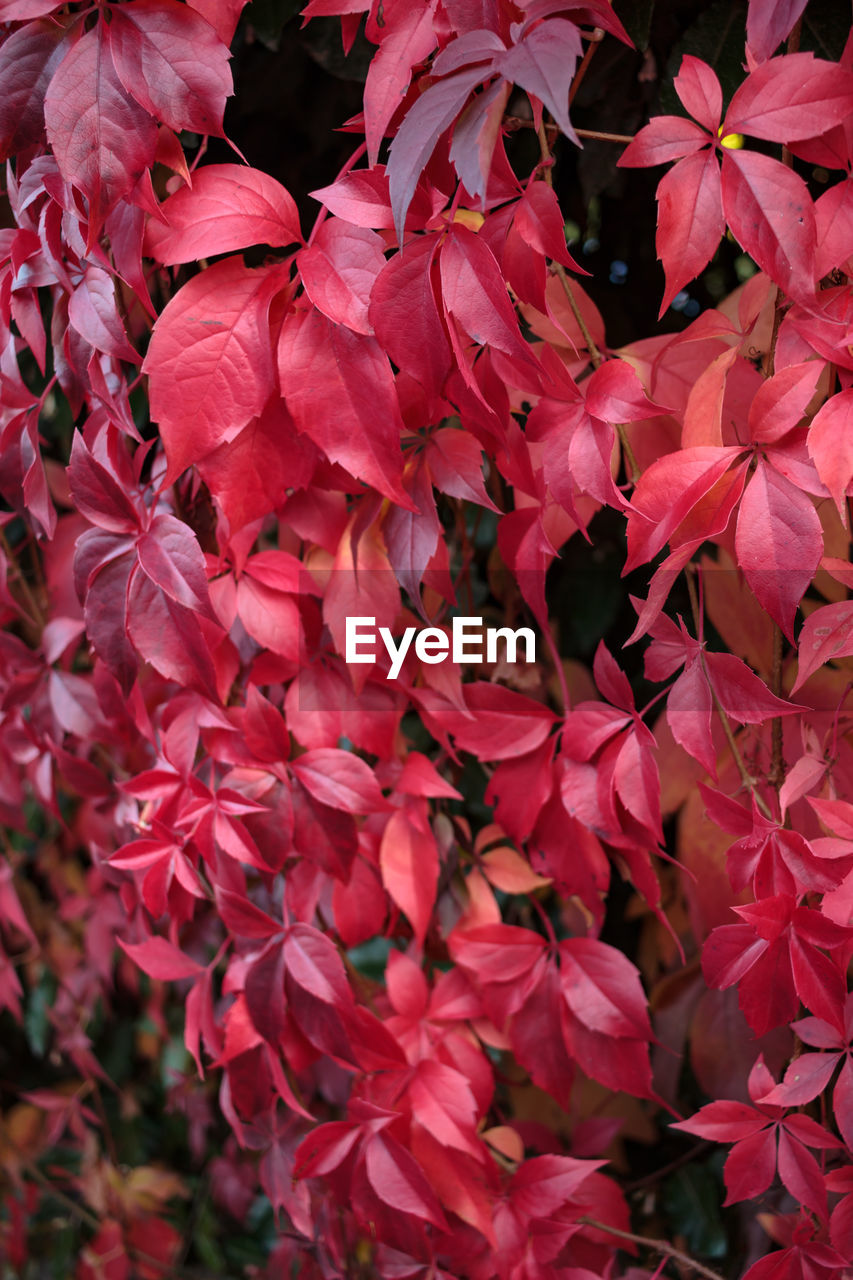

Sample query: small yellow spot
[719,128,745,150]
[453,208,485,230]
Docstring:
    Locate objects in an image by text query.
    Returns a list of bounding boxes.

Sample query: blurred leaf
[246,0,302,50]
[662,1160,727,1258]
[24,972,56,1058]
[661,0,746,116]
[614,0,654,51]
[801,0,849,61]
[347,935,391,981]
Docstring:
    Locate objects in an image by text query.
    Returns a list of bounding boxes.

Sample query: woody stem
[578,1216,726,1280]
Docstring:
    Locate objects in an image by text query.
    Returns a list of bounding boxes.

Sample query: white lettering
[379,626,416,680]
[345,616,376,663]
[415,628,449,663]
[486,626,536,664]
[344,616,537,677]
[452,617,483,664]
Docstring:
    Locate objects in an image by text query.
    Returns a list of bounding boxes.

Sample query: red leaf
[498,19,582,146]
[722,1126,777,1204]
[734,461,822,639]
[283,924,352,1006]
[674,55,722,132]
[439,225,537,369]
[68,266,139,363]
[144,258,282,482]
[126,568,219,698]
[757,1052,840,1108]
[311,165,436,230]
[746,0,809,61]
[559,937,651,1040]
[118,936,203,981]
[618,115,710,167]
[363,0,438,164]
[299,220,386,335]
[672,1100,768,1143]
[146,164,301,264]
[776,1128,827,1220]
[364,1132,449,1230]
[748,361,823,444]
[0,19,71,161]
[291,748,388,814]
[136,514,217,620]
[44,22,158,243]
[278,307,412,507]
[509,1153,602,1218]
[833,1055,853,1151]
[721,149,816,301]
[725,54,853,143]
[795,600,853,690]
[388,65,490,239]
[108,0,232,135]
[425,427,497,510]
[704,651,804,724]
[807,388,853,519]
[369,235,452,399]
[68,433,140,534]
[584,358,667,423]
[379,803,439,944]
[654,148,724,316]
[417,682,556,761]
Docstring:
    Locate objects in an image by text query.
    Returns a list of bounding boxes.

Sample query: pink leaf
[143,258,282,482]
[146,164,301,264]
[291,749,388,814]
[674,55,722,132]
[108,0,232,136]
[278,307,412,507]
[726,54,853,143]
[721,149,816,301]
[807,388,853,520]
[655,148,724,316]
[44,22,158,243]
[118,936,203,981]
[299,220,386,335]
[379,803,438,945]
[735,461,822,639]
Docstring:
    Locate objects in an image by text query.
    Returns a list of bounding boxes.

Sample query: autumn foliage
[2,0,853,1274]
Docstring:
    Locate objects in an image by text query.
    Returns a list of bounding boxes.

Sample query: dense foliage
[2,0,853,1275]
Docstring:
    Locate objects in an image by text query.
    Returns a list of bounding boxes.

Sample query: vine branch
[686,566,773,818]
[578,1216,727,1280]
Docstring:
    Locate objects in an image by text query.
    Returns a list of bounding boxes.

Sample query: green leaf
[614,0,655,52]
[661,0,746,117]
[662,1161,727,1258]
[24,972,56,1058]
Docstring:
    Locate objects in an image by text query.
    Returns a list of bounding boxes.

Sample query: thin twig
[578,1216,726,1280]
[685,567,773,817]
[624,1139,714,1192]
[1,1122,219,1280]
[769,623,785,790]
[0,527,45,628]
[504,117,635,144]
[569,30,605,105]
[534,119,642,483]
[536,120,605,370]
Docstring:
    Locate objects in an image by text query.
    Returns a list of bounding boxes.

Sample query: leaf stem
[685,566,773,817]
[0,527,45,629]
[569,28,604,105]
[505,117,635,144]
[769,623,785,790]
[578,1216,726,1280]
[536,121,605,370]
